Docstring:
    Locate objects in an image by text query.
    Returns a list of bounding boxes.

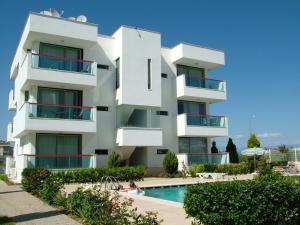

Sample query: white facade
[7,12,228,182]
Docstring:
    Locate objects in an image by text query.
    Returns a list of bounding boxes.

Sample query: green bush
[21,168,51,194]
[189,163,249,177]
[163,151,178,175]
[184,173,300,225]
[108,151,123,168]
[67,187,162,225]
[53,166,145,183]
[39,174,65,205]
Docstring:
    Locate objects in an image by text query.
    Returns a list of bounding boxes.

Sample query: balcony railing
[188,153,229,165]
[28,102,95,121]
[186,113,226,127]
[179,74,225,91]
[31,53,96,75]
[24,154,96,169]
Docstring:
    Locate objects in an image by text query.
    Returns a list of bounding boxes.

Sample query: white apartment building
[6,11,228,182]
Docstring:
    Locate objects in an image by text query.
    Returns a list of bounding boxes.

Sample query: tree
[163,151,178,175]
[211,141,219,153]
[108,151,123,167]
[226,138,239,163]
[247,133,261,148]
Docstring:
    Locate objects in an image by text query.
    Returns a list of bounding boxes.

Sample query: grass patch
[0,216,15,225]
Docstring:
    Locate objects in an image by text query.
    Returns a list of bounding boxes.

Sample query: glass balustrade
[117,106,160,128]
[31,53,96,75]
[25,154,95,169]
[183,74,225,91]
[188,153,229,165]
[28,102,94,120]
[186,114,226,127]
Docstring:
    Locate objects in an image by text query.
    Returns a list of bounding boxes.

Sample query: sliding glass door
[37,87,82,119]
[39,43,83,72]
[177,65,205,88]
[36,134,81,169]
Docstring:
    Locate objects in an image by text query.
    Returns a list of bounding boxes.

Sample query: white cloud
[231,134,244,139]
[257,132,281,138]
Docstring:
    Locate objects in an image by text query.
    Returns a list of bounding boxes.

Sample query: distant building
[0,141,13,173]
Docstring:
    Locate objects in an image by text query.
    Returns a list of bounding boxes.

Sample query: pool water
[143,185,187,203]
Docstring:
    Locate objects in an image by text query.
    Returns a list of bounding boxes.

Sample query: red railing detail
[31,52,96,63]
[185,113,225,118]
[29,102,96,109]
[27,154,96,157]
[178,74,224,82]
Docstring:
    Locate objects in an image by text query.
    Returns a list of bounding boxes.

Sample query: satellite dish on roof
[40,11,52,16]
[68,17,76,21]
[51,9,60,17]
[77,15,87,22]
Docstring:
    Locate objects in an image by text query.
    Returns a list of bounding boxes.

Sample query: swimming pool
[143,185,187,203]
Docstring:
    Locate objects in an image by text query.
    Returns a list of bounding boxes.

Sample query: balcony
[177,74,226,102]
[8,89,16,111]
[116,106,162,146]
[17,52,97,90]
[13,102,96,137]
[177,113,228,137]
[24,154,96,169]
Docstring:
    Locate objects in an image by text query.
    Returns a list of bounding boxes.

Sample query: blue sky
[0,0,299,149]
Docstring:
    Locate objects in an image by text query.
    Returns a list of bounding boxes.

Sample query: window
[97,106,109,111]
[97,64,109,70]
[116,58,120,89]
[157,149,168,154]
[161,73,167,78]
[179,137,207,154]
[156,111,168,116]
[147,59,152,89]
[177,101,206,115]
[95,149,108,155]
[24,91,29,102]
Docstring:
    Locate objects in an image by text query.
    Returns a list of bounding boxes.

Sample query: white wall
[114,26,162,107]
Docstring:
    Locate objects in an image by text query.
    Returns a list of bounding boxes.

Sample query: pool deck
[65,174,254,225]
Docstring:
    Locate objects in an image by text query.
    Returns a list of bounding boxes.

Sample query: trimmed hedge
[54,166,145,183]
[189,163,249,177]
[22,166,145,188]
[184,173,300,225]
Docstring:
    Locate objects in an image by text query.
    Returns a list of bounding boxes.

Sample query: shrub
[226,138,239,163]
[67,187,162,225]
[189,163,249,177]
[0,173,13,185]
[163,151,178,175]
[39,174,65,205]
[247,133,261,148]
[184,173,299,225]
[108,151,123,168]
[21,168,50,194]
[211,141,219,153]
